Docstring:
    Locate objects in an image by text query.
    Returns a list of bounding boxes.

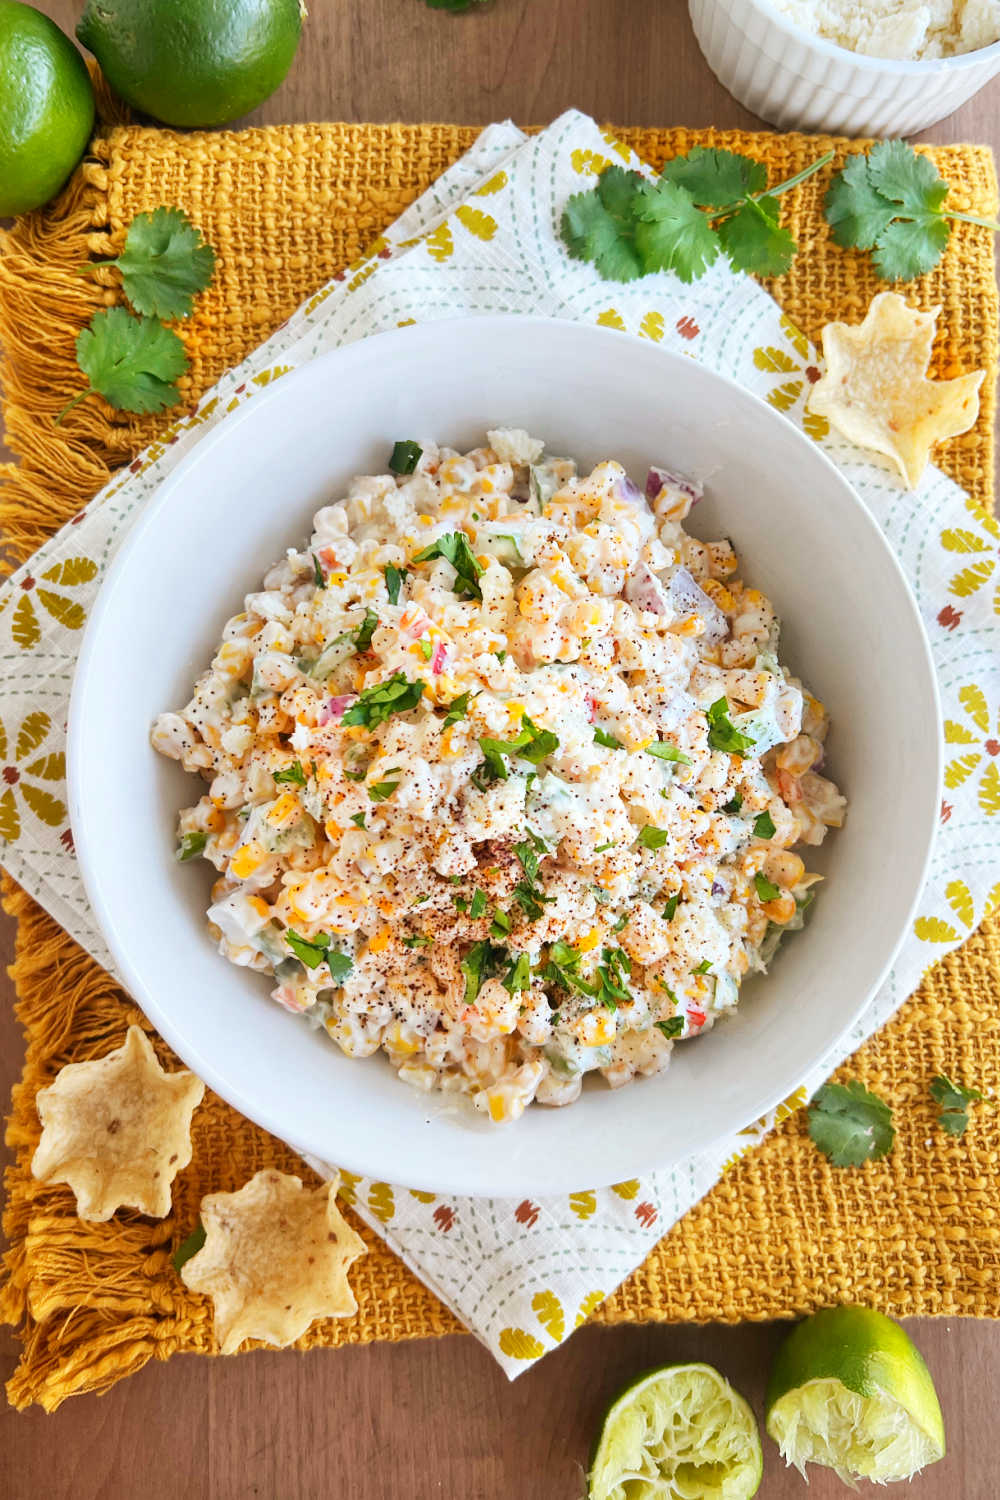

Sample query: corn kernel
[367,925,393,955]
[578,927,601,953]
[266,791,300,827]
[488,1093,508,1123]
[231,840,266,879]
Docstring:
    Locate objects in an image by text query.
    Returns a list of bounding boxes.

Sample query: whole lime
[76,0,302,129]
[0,2,95,216]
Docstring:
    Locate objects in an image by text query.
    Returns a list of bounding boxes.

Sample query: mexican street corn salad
[152,430,846,1124]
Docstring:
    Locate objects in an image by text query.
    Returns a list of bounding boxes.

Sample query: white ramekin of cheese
[688,0,1000,136]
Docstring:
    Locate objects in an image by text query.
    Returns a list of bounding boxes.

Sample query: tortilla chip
[31,1025,205,1221]
[808,291,984,489]
[180,1169,366,1354]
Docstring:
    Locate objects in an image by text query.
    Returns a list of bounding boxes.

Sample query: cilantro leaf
[594,727,623,749]
[171,1221,206,1274]
[638,824,669,851]
[753,810,776,839]
[633,179,721,283]
[717,195,796,277]
[692,959,712,976]
[662,893,680,922]
[503,951,532,994]
[285,928,352,981]
[460,939,505,1005]
[71,307,187,417]
[411,531,484,601]
[477,718,558,782]
[443,692,470,728]
[354,608,378,652]
[873,215,951,282]
[341,672,424,729]
[929,1072,983,1136]
[656,1016,684,1039]
[660,146,767,208]
[594,946,631,1010]
[646,740,691,765]
[824,151,897,251]
[350,813,366,828]
[723,792,743,814]
[385,564,407,605]
[706,698,755,756]
[561,166,646,282]
[754,871,781,903]
[312,552,326,589]
[273,760,307,787]
[867,139,949,218]
[808,1080,895,1167]
[389,440,422,475]
[513,838,551,920]
[469,888,487,920]
[368,779,400,802]
[490,909,511,940]
[176,830,207,862]
[98,207,216,321]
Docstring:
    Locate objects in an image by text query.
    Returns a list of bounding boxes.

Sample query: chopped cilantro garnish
[349,812,366,828]
[723,792,743,814]
[594,841,616,854]
[403,935,431,949]
[442,692,470,728]
[754,871,781,902]
[340,672,424,730]
[273,760,307,787]
[929,1073,984,1136]
[537,939,596,998]
[656,1017,684,1039]
[503,951,532,994]
[637,824,669,851]
[171,1221,206,1274]
[808,1080,895,1166]
[368,780,400,802]
[389,440,422,475]
[413,893,430,907]
[312,552,326,589]
[176,830,207,862]
[495,649,507,663]
[706,697,755,756]
[662,893,680,922]
[469,889,487,919]
[344,768,366,782]
[513,838,550,921]
[594,946,632,1011]
[285,928,352,980]
[354,608,378,652]
[692,959,712,975]
[753,809,776,839]
[477,717,559,783]
[418,638,433,660]
[385,564,407,605]
[645,741,692,765]
[611,914,629,933]
[594,727,623,749]
[411,531,485,601]
[490,909,511,939]
[460,939,505,1005]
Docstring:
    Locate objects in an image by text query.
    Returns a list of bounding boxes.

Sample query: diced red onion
[613,474,643,507]
[711,880,725,896]
[646,466,703,506]
[320,693,355,724]
[625,561,671,615]
[667,566,729,643]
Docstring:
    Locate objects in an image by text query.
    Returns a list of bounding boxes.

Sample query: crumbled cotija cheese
[770,0,1000,59]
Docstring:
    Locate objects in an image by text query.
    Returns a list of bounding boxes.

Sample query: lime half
[766,1306,946,1485]
[589,1362,763,1500]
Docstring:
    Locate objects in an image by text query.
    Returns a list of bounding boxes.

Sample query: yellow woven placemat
[2,118,999,1412]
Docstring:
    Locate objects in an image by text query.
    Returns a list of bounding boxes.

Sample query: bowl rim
[732,0,1000,73]
[67,314,943,1193]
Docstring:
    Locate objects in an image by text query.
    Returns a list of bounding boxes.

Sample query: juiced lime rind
[768,1378,943,1486]
[589,1361,763,1500]
[765,1307,945,1485]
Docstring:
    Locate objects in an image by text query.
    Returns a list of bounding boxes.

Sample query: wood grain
[3,2,999,1494]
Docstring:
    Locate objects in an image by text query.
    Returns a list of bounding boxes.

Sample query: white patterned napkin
[1,110,996,1378]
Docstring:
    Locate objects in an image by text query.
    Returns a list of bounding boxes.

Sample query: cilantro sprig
[929,1073,984,1136]
[808,1080,895,1167]
[513,835,552,921]
[63,208,216,421]
[87,206,216,321]
[411,532,484,601]
[285,928,353,980]
[825,140,1000,282]
[706,698,755,757]
[477,717,559,785]
[561,148,833,285]
[341,672,424,730]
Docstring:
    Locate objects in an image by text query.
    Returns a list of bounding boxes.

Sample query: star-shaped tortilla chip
[31,1025,205,1221]
[808,291,984,489]
[181,1169,366,1354]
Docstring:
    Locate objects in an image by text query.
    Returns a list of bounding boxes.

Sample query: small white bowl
[689,0,1000,136]
[68,316,940,1196]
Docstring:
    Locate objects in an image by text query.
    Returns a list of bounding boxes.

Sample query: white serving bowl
[68,316,939,1197]
[689,0,1000,136]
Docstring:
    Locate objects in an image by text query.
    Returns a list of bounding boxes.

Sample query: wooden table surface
[3,2,999,1495]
